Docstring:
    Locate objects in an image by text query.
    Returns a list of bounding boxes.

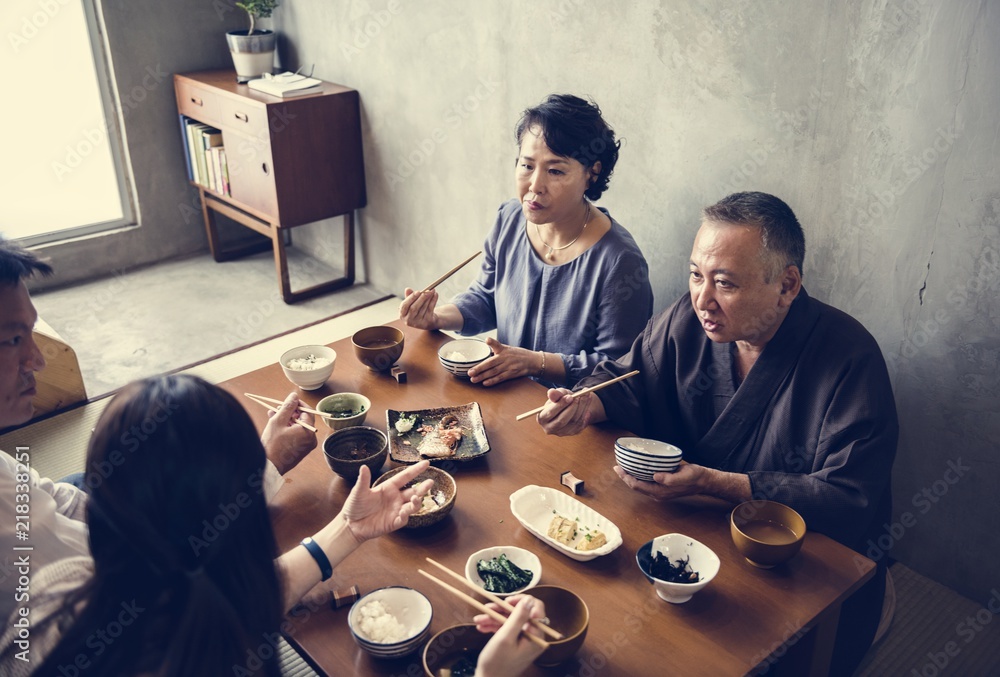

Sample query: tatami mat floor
[4,296,998,676]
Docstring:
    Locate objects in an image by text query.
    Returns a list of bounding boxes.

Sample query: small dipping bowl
[437,338,492,379]
[730,500,806,568]
[614,437,683,481]
[279,345,336,391]
[352,326,404,371]
[636,533,720,604]
[322,426,387,482]
[372,465,456,528]
[316,392,370,431]
[422,624,490,677]
[349,586,433,659]
[465,545,541,598]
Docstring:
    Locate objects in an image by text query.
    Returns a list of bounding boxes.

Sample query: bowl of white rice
[279,345,336,390]
[348,587,433,659]
[437,339,492,379]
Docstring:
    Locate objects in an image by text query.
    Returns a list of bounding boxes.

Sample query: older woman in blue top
[400,94,653,387]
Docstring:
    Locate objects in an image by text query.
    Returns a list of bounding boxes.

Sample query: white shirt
[0,449,89,625]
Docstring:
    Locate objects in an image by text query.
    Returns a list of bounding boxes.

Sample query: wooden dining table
[221,321,875,676]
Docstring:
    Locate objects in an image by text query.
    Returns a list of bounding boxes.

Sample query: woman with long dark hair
[0,374,434,676]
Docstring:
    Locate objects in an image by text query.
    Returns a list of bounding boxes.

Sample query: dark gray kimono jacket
[580,288,898,555]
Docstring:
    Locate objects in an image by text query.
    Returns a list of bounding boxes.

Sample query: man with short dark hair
[538,192,897,674]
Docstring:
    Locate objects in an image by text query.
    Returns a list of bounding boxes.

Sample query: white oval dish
[465,546,541,598]
[508,485,623,562]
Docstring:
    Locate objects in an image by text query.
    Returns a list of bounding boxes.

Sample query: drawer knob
[234,112,249,123]
[262,162,270,175]
[190,96,203,106]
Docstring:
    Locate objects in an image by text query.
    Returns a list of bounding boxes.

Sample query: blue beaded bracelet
[301,537,333,581]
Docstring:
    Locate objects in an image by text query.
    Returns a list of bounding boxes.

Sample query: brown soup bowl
[352,325,404,371]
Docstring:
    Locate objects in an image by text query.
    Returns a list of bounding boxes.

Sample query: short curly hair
[515,94,621,201]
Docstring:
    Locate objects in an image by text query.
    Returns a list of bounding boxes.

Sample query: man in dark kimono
[538,192,897,676]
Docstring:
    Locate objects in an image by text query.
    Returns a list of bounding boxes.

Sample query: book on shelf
[178,115,195,181]
[178,116,230,194]
[219,148,230,196]
[202,129,222,192]
[184,120,205,185]
[247,72,322,98]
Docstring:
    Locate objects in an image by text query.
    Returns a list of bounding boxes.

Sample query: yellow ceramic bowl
[730,500,807,568]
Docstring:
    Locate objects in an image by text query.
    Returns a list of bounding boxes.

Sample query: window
[2,0,133,246]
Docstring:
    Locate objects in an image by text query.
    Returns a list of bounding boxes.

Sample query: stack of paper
[248,72,323,98]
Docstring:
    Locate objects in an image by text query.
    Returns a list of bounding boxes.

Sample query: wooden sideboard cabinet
[173,70,366,303]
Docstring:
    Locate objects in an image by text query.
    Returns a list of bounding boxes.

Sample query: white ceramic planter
[226,30,276,82]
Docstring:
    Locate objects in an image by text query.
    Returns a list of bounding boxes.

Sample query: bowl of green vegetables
[465,546,541,598]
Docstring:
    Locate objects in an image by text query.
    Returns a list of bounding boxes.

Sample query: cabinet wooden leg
[273,228,294,304]
[200,187,224,262]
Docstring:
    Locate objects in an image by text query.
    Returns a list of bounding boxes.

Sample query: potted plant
[226,0,279,83]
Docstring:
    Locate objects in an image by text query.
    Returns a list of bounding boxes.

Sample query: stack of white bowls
[348,587,433,658]
[437,338,492,378]
[614,437,683,481]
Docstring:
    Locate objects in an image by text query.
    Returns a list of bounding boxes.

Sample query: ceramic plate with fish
[386,403,490,464]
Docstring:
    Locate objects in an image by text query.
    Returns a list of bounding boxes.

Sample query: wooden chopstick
[417,569,550,650]
[244,394,318,432]
[425,557,563,640]
[515,369,640,422]
[244,392,327,418]
[422,251,482,292]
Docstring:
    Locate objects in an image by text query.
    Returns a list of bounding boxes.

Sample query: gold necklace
[534,203,591,261]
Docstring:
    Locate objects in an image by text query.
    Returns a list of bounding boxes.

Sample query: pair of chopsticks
[515,369,640,421]
[419,557,561,648]
[244,393,318,432]
[421,251,481,292]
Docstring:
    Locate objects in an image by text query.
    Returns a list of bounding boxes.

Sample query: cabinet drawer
[216,95,270,140]
[225,132,279,219]
[175,80,219,126]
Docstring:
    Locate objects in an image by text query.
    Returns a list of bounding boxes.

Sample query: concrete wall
[272,0,999,601]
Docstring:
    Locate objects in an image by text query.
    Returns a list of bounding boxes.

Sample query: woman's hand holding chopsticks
[474,594,550,675]
[259,391,317,474]
[399,251,480,332]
